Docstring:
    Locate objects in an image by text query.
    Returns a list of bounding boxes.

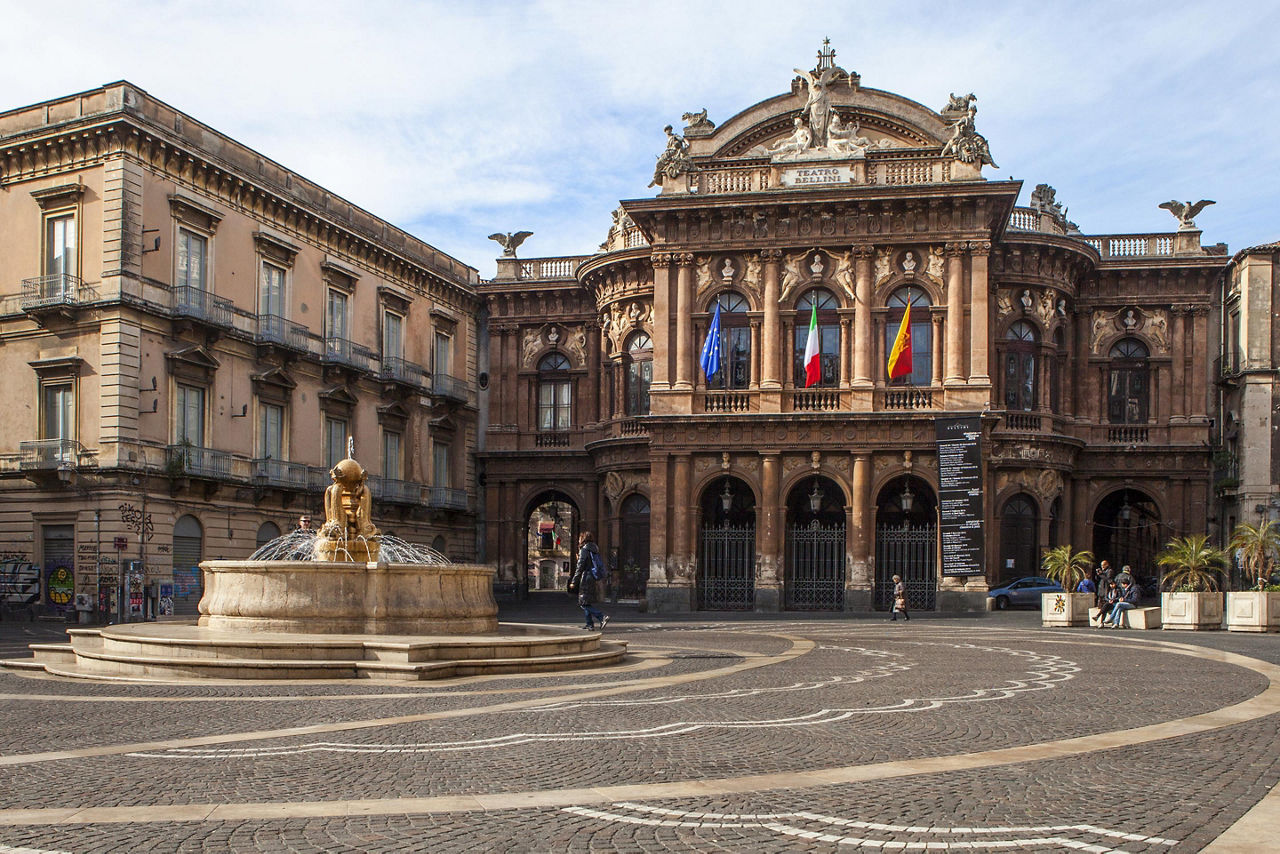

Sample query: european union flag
[699,302,722,380]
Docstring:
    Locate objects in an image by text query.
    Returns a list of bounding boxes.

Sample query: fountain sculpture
[4,446,626,681]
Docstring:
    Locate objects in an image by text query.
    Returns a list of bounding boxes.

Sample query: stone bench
[1089,605,1161,629]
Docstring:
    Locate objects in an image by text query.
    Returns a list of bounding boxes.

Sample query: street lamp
[720,481,734,514]
[808,481,824,513]
[1119,493,1132,522]
[900,483,915,514]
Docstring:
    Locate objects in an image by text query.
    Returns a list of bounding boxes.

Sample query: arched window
[1108,338,1149,424]
[885,286,932,387]
[792,288,840,387]
[538,352,571,431]
[1003,320,1038,411]
[255,521,281,549]
[624,332,652,416]
[707,292,751,390]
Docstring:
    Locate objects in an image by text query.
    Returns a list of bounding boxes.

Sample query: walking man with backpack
[572,531,609,631]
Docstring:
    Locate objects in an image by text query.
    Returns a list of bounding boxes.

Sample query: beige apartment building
[0,82,480,618]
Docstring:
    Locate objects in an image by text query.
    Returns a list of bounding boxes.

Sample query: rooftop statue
[681,108,715,133]
[940,94,997,168]
[768,117,813,158]
[488,231,533,257]
[650,124,697,188]
[794,65,841,148]
[826,113,871,157]
[314,441,381,562]
[1159,199,1215,230]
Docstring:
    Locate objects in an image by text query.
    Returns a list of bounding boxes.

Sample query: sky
[2,0,1277,277]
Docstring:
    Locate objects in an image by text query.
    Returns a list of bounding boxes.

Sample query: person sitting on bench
[1105,577,1141,628]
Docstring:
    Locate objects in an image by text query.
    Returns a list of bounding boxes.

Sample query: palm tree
[1040,544,1094,592]
[1157,534,1228,593]
[1229,520,1280,590]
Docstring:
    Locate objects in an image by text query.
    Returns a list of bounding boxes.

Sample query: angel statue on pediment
[794,65,841,147]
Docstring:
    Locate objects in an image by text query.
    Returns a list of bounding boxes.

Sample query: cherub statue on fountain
[314,450,381,562]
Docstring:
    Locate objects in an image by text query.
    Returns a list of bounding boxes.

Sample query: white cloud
[2,0,1277,274]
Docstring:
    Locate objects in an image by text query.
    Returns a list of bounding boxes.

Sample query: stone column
[1190,307,1209,418]
[931,314,944,387]
[750,321,761,388]
[840,318,852,388]
[674,253,694,390]
[944,242,966,384]
[1073,307,1091,416]
[846,453,873,610]
[968,241,991,385]
[760,250,782,389]
[588,322,601,424]
[757,453,781,612]
[672,454,693,585]
[650,254,672,393]
[852,247,874,387]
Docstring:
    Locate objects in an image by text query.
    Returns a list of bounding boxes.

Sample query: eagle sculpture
[1158,200,1215,229]
[487,231,533,257]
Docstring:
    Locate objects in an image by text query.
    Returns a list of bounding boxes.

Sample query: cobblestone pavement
[0,601,1277,853]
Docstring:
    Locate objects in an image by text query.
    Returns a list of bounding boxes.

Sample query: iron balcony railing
[251,458,310,489]
[166,444,233,479]
[254,314,310,351]
[172,286,233,328]
[381,356,427,388]
[427,487,469,511]
[430,373,469,403]
[323,337,379,373]
[369,476,422,504]
[20,274,89,310]
[18,438,83,470]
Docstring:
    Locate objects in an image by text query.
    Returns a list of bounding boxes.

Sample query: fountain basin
[198,560,498,634]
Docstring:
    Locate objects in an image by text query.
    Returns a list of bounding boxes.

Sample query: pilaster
[944,242,966,384]
[967,240,991,387]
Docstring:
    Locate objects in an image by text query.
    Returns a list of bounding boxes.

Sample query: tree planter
[1042,591,1092,627]
[1225,591,1280,633]
[1161,591,1223,630]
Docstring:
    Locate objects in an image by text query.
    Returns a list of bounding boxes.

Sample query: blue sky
[3,0,1277,276]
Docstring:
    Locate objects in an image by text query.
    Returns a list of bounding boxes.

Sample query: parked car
[988,576,1064,610]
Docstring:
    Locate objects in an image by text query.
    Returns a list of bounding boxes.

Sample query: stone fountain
[4,448,625,682]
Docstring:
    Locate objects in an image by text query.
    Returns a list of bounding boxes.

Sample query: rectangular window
[39,382,74,440]
[175,384,205,447]
[260,263,285,318]
[259,403,284,460]
[382,431,402,481]
[325,417,348,469]
[326,289,349,341]
[434,331,452,378]
[433,441,450,488]
[538,379,571,431]
[176,228,208,290]
[44,213,77,279]
[383,311,404,361]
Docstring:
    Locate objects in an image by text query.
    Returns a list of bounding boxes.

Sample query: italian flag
[887,302,913,379]
[803,303,821,387]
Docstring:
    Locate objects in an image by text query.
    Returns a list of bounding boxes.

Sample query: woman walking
[572,531,609,631]
[890,574,910,622]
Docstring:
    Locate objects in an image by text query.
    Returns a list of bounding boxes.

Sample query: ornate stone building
[0,83,480,619]
[480,44,1228,612]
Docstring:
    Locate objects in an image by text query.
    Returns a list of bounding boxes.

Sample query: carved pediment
[377,400,410,427]
[251,367,296,403]
[318,384,359,415]
[166,345,220,383]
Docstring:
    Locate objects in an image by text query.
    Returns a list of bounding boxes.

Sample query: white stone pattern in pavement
[561,803,1179,853]
[127,642,1075,759]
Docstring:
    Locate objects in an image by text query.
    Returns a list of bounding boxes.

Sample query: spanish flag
[887,303,913,380]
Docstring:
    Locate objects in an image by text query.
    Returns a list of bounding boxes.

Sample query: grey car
[988,576,1064,610]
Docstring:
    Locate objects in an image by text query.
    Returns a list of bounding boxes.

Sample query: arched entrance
[698,476,755,610]
[172,514,204,616]
[784,475,846,610]
[874,476,937,610]
[526,492,578,592]
[1092,489,1160,583]
[618,494,650,599]
[999,494,1039,584]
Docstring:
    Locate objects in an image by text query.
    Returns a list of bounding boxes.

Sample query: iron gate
[875,522,937,610]
[785,520,846,610]
[698,523,755,610]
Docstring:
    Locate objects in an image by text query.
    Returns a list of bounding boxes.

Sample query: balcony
[306,466,332,492]
[251,458,310,490]
[1106,425,1149,445]
[323,337,379,373]
[880,388,936,410]
[370,476,422,504]
[172,286,233,328]
[381,356,427,389]
[430,373,470,403]
[1003,412,1045,432]
[166,444,233,479]
[427,487,469,511]
[792,389,841,412]
[19,438,83,471]
[535,431,571,448]
[703,391,751,413]
[254,314,310,351]
[21,273,95,313]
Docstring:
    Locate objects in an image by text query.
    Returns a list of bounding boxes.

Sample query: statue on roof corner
[650,124,697,188]
[940,93,997,169]
[681,108,715,133]
[1159,199,1215,230]
[488,231,533,257]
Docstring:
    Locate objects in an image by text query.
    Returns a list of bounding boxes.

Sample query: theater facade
[479,44,1227,612]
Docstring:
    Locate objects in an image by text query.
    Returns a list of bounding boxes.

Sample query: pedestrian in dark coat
[571,531,609,631]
